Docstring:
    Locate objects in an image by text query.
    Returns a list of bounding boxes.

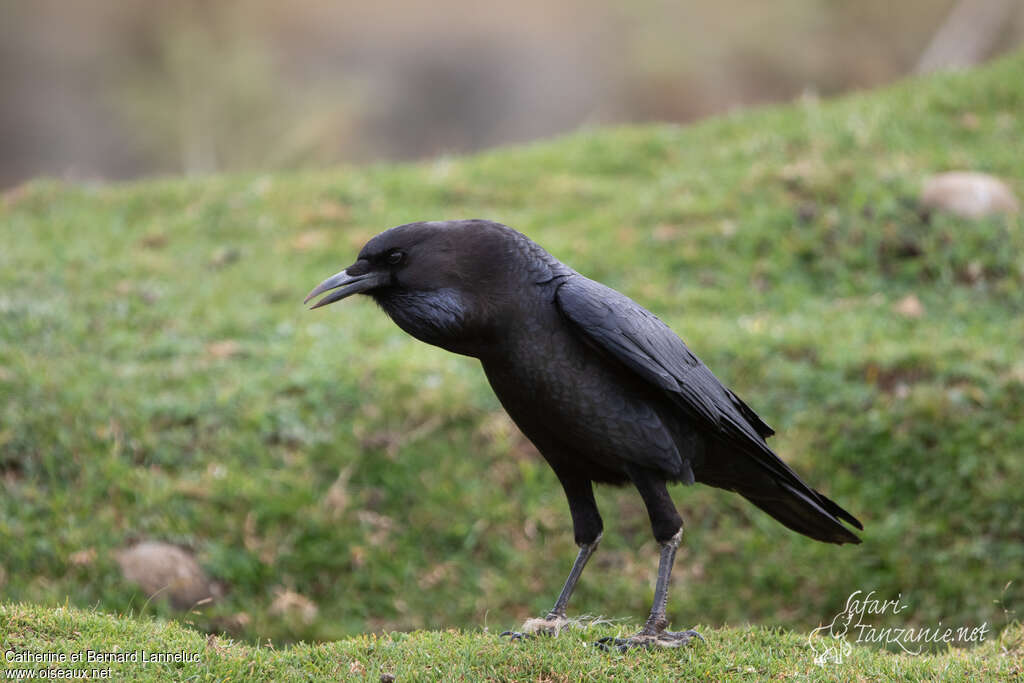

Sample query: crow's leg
[596,469,703,652]
[502,534,602,640]
[502,475,602,640]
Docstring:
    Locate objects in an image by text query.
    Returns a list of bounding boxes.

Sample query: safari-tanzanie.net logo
[808,590,990,666]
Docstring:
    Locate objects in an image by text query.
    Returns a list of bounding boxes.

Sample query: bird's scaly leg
[596,529,704,651]
[501,534,601,640]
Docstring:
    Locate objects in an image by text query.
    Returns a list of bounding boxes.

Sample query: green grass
[1,47,1023,678]
[2,603,1021,681]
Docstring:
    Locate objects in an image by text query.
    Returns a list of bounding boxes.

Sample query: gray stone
[920,171,1019,219]
[116,541,218,610]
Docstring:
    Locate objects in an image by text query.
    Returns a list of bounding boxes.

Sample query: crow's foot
[500,615,572,641]
[499,630,532,641]
[595,628,703,652]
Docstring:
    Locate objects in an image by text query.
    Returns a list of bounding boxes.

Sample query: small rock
[893,294,924,319]
[116,542,217,610]
[920,172,1019,219]
[380,673,396,683]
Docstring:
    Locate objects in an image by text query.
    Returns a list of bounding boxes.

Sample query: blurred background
[2,0,1023,190]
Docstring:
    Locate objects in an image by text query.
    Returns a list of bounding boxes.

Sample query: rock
[920,172,1019,219]
[116,542,218,610]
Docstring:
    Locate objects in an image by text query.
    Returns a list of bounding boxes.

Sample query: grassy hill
[1,47,1022,676]
[2,603,1021,681]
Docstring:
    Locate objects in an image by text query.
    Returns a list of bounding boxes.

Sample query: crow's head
[305,219,551,354]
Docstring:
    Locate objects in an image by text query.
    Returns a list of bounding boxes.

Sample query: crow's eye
[387,250,405,265]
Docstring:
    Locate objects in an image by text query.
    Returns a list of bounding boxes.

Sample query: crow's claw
[500,630,532,641]
[500,615,572,642]
[595,629,704,653]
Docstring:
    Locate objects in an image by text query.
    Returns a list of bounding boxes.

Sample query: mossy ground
[2,603,1022,681]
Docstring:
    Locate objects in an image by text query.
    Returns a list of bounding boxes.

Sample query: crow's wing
[555,274,775,448]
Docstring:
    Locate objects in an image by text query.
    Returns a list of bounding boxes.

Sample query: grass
[1,49,1023,679]
[1,603,1021,681]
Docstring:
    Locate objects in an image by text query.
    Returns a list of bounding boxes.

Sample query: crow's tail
[741,481,862,545]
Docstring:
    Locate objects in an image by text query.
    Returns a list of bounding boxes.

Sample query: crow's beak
[304,265,386,309]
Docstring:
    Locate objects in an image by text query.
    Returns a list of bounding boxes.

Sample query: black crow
[306,219,862,650]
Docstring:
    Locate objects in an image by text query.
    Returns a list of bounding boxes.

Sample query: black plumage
[306,219,862,649]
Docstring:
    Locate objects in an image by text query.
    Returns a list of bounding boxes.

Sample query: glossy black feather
[555,274,862,539]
